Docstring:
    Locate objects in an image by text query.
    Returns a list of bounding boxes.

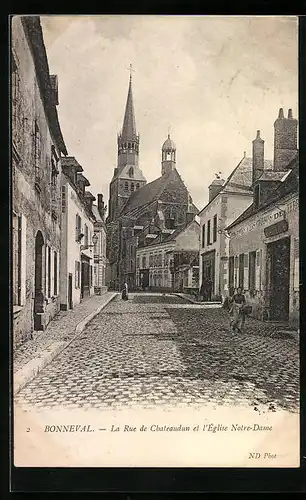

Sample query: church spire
[117,67,140,169]
[121,65,137,140]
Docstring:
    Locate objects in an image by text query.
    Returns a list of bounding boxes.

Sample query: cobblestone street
[15,294,299,413]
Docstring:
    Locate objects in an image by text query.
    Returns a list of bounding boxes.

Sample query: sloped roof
[119,170,173,216]
[199,156,262,216]
[92,204,103,223]
[119,167,199,219]
[62,156,83,172]
[21,17,68,156]
[116,164,146,182]
[121,77,137,140]
[226,154,299,231]
[258,170,288,182]
[146,219,200,248]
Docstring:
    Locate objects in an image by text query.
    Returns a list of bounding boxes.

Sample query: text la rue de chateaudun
[43,423,272,433]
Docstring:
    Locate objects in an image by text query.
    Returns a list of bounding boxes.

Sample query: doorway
[202,250,215,299]
[267,237,290,321]
[68,273,73,309]
[34,231,44,330]
[81,257,90,299]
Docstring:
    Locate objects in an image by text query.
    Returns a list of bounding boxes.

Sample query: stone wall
[12,17,63,348]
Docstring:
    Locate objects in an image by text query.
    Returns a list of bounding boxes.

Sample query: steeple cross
[127,63,135,81]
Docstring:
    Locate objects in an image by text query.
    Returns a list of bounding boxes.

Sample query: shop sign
[264,219,288,238]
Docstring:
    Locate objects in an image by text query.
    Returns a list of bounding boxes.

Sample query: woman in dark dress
[121,282,129,300]
[229,287,246,333]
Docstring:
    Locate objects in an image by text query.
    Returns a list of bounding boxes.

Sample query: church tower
[107,68,147,222]
[161,134,176,175]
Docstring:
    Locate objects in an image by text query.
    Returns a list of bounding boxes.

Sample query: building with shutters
[197,154,265,301]
[106,72,198,291]
[226,109,299,327]
[136,218,200,292]
[60,156,96,310]
[12,16,68,348]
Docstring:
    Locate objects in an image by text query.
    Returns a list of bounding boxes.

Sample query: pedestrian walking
[229,287,246,334]
[121,282,129,300]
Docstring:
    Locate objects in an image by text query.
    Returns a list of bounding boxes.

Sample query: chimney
[252,130,264,185]
[274,108,298,171]
[208,179,224,202]
[50,75,59,105]
[97,194,105,220]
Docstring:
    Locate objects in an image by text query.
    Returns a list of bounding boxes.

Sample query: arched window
[136,183,140,190]
[129,167,134,178]
[131,183,135,192]
[128,142,131,149]
[124,181,128,191]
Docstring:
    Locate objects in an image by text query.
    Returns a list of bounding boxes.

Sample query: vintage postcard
[12,15,299,468]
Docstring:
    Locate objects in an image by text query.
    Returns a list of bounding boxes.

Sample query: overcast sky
[40,15,298,211]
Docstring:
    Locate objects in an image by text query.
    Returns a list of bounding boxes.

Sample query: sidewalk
[13,292,118,395]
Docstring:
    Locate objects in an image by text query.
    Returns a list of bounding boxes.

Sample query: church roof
[118,168,198,219]
[119,170,173,216]
[116,164,147,182]
[162,134,176,150]
[121,76,137,140]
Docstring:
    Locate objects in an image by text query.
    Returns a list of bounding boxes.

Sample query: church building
[106,72,198,290]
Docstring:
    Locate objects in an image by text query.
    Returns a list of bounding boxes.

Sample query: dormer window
[129,166,134,178]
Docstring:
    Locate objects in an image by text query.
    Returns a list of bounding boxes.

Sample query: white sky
[40,15,298,211]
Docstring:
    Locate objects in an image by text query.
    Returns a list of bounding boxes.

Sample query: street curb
[173,293,222,306]
[14,293,118,396]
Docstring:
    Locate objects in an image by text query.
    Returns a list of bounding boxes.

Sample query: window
[136,183,140,190]
[213,215,217,242]
[129,166,134,178]
[131,182,135,192]
[34,121,41,184]
[84,224,88,246]
[53,251,58,295]
[207,220,211,245]
[75,214,82,241]
[90,266,93,287]
[124,181,128,191]
[48,246,51,297]
[61,186,66,213]
[136,257,140,269]
[248,251,256,295]
[238,253,244,289]
[13,213,22,305]
[51,146,59,194]
[202,224,205,248]
[142,256,146,268]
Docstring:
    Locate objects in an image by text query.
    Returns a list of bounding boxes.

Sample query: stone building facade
[136,219,200,292]
[226,109,299,327]
[106,74,198,291]
[12,16,68,348]
[60,157,96,310]
[198,154,270,301]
